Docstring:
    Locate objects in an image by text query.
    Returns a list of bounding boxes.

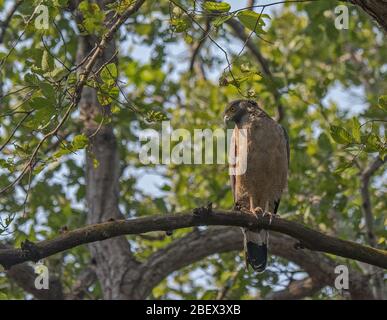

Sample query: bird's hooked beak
[223,115,230,125]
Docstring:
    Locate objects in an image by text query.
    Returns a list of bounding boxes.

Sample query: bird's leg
[250,197,264,219]
[262,201,275,225]
[252,206,264,216]
[234,201,252,215]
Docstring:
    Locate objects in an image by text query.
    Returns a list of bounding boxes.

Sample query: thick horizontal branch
[264,277,324,300]
[0,210,386,269]
[0,244,63,299]
[128,227,374,299]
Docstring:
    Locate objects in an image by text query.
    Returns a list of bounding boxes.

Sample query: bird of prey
[224,99,289,272]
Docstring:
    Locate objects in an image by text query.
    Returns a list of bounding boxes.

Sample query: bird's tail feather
[243,229,268,272]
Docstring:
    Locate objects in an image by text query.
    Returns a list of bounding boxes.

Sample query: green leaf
[135,23,152,36]
[53,134,90,158]
[78,1,105,35]
[219,71,261,88]
[378,95,387,112]
[0,158,15,172]
[72,134,88,150]
[49,67,68,81]
[106,0,133,14]
[379,148,386,161]
[335,161,352,173]
[351,117,361,143]
[145,110,169,122]
[111,104,120,114]
[317,132,333,153]
[53,147,72,159]
[54,0,69,7]
[31,107,53,126]
[41,50,54,72]
[184,34,193,44]
[213,14,233,27]
[330,125,353,144]
[237,10,270,34]
[202,1,231,13]
[30,97,49,109]
[97,84,119,106]
[170,18,190,33]
[364,133,381,152]
[97,63,119,106]
[24,73,39,85]
[200,289,217,299]
[154,198,167,213]
[39,82,56,103]
[100,63,117,84]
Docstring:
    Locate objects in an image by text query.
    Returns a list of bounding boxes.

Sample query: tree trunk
[76,10,141,298]
[345,0,387,32]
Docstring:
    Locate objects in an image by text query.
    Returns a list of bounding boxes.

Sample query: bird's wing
[230,174,236,202]
[230,127,237,202]
[280,124,290,167]
[272,124,290,213]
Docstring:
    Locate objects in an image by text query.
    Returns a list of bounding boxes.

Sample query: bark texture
[344,0,387,32]
[76,1,143,299]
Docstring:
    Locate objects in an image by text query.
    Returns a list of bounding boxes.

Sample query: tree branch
[1,210,386,270]
[65,267,97,300]
[216,267,241,300]
[189,18,211,73]
[225,18,285,122]
[341,0,387,33]
[264,277,324,300]
[359,156,386,299]
[6,262,64,299]
[134,227,374,300]
[0,244,63,300]
[0,0,23,44]
[360,157,385,247]
[0,0,146,195]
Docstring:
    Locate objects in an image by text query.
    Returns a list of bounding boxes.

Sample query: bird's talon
[233,202,242,211]
[234,203,252,215]
[241,208,252,215]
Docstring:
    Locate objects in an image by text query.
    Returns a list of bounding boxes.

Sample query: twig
[169,0,237,84]
[226,18,285,122]
[0,0,24,44]
[0,111,31,152]
[189,18,211,72]
[0,0,146,195]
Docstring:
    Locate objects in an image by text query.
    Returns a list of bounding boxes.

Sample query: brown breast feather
[230,114,288,212]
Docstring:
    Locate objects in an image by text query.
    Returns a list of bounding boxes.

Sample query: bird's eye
[230,107,235,112]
